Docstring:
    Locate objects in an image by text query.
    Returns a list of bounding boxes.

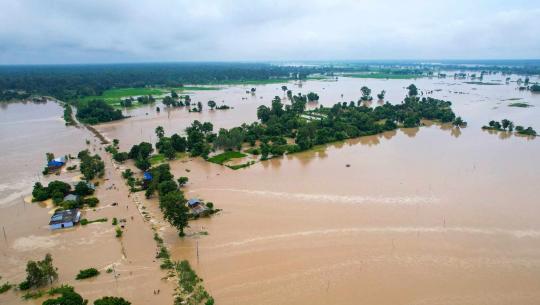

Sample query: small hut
[187,198,208,216]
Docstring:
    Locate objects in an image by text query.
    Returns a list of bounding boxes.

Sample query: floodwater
[1,73,540,305]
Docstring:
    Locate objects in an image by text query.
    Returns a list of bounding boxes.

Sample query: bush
[74,181,94,196]
[18,280,31,290]
[94,296,132,305]
[115,227,123,238]
[76,268,100,280]
[112,218,118,225]
[0,282,13,294]
[83,197,99,207]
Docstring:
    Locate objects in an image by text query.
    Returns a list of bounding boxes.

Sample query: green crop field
[80,88,166,106]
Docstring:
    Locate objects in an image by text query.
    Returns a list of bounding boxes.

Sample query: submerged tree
[160,191,189,236]
[377,90,386,100]
[20,253,58,289]
[407,84,418,97]
[360,86,372,101]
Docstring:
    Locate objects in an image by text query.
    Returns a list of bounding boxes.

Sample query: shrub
[18,280,31,290]
[112,218,118,225]
[0,282,13,294]
[83,197,99,207]
[76,268,100,280]
[74,181,94,196]
[94,296,132,305]
[115,227,123,238]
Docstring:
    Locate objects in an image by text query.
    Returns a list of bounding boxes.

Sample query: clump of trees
[138,86,463,163]
[145,164,189,236]
[307,92,319,102]
[32,181,71,203]
[531,84,540,92]
[19,254,58,290]
[360,86,372,101]
[78,150,105,180]
[32,180,98,208]
[76,100,125,124]
[186,121,214,158]
[482,119,537,137]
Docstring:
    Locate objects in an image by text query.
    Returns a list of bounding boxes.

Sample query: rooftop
[49,209,81,225]
[187,198,202,207]
[64,194,79,202]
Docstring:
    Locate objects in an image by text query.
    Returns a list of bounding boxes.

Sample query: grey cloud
[0,0,539,64]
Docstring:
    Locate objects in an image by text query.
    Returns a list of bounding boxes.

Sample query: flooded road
[1,74,540,305]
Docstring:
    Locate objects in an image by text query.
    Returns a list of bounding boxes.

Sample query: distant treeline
[1,61,538,103]
[0,63,332,102]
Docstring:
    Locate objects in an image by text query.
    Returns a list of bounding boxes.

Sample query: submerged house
[49,209,81,230]
[47,156,66,169]
[187,198,208,216]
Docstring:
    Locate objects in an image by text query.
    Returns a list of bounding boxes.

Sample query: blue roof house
[49,209,81,230]
[47,156,66,168]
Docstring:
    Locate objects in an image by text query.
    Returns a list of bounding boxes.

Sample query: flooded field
[1,74,540,305]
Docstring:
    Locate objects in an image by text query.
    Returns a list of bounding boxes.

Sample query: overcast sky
[0,0,539,64]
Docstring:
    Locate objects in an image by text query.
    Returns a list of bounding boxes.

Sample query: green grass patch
[76,268,100,280]
[227,161,256,170]
[80,218,107,225]
[80,88,166,106]
[508,102,532,108]
[343,73,422,79]
[207,151,247,165]
[149,152,186,165]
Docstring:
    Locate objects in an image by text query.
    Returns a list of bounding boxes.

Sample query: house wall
[50,221,74,230]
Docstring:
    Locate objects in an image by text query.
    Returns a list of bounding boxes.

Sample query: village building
[47,156,66,169]
[49,209,81,229]
[142,171,153,187]
[187,198,208,216]
[63,194,79,202]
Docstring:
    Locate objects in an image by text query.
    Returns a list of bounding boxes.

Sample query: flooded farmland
[1,74,540,305]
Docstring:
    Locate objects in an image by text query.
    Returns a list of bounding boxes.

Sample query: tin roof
[49,209,81,225]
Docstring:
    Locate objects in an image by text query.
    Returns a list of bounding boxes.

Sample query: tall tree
[159,191,189,236]
[155,126,165,139]
[407,84,418,97]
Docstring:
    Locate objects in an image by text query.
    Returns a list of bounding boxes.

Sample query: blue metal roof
[143,172,153,181]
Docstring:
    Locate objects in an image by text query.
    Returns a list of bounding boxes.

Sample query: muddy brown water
[1,74,540,305]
